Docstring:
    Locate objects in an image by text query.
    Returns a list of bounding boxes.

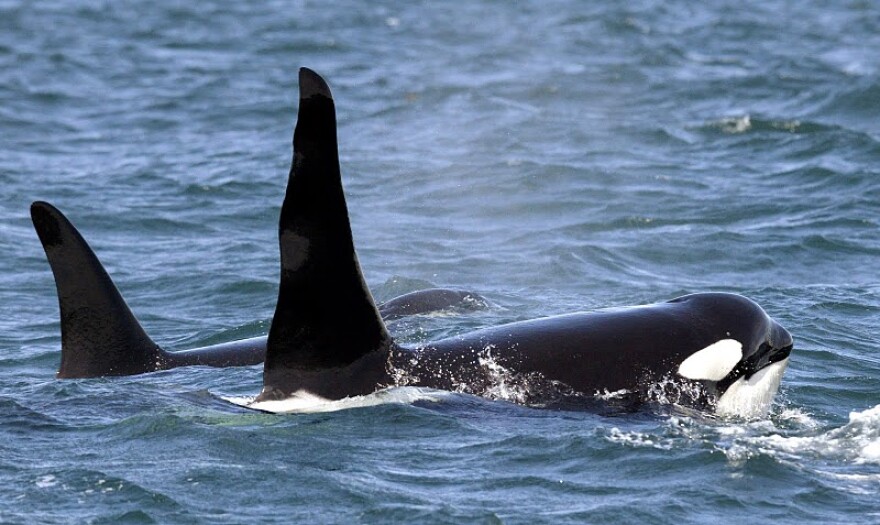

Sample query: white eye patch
[677,339,743,381]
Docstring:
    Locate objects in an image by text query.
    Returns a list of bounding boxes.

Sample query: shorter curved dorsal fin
[260,68,392,399]
[31,202,164,377]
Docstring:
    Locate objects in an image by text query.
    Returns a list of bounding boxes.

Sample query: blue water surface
[1,1,879,523]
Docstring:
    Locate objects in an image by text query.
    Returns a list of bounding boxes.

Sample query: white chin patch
[678,339,743,381]
[716,359,789,419]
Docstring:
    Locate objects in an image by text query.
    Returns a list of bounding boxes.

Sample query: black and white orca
[30,201,486,378]
[247,68,793,418]
[32,68,793,418]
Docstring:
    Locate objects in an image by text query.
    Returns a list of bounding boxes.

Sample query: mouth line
[716,343,793,390]
[743,343,792,380]
[766,344,793,365]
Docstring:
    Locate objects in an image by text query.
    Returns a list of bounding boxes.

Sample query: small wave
[817,78,880,119]
[7,468,183,523]
[35,474,58,488]
[699,115,834,135]
[774,407,822,430]
[605,426,677,450]
[715,115,752,133]
[744,404,880,465]
[602,403,827,454]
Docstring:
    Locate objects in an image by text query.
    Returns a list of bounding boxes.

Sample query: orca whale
[31,67,793,418]
[246,68,793,418]
[30,201,486,378]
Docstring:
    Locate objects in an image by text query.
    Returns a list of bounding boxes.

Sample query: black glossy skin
[258,69,394,399]
[392,292,793,407]
[260,291,794,407]
[30,201,486,378]
[254,68,794,411]
[32,201,168,378]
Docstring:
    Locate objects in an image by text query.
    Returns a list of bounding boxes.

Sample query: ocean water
[2,0,879,523]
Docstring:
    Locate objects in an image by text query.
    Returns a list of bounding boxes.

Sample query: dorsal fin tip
[299,67,332,100]
[30,201,163,378]
[30,201,64,248]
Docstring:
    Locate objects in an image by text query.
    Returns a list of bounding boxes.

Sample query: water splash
[717,115,752,133]
[473,345,531,404]
[743,404,880,465]
[223,387,449,414]
[644,373,710,409]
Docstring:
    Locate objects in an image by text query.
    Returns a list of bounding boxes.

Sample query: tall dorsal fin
[261,68,392,397]
[30,202,164,377]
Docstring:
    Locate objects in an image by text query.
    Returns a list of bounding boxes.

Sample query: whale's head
[670,293,793,418]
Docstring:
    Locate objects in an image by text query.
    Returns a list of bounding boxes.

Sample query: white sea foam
[594,388,633,401]
[716,115,752,133]
[710,404,880,495]
[604,416,707,451]
[605,427,675,450]
[223,387,448,414]
[744,404,880,465]
[774,407,821,430]
[35,474,57,488]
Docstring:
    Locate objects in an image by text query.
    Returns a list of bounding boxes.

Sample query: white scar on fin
[677,339,743,381]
